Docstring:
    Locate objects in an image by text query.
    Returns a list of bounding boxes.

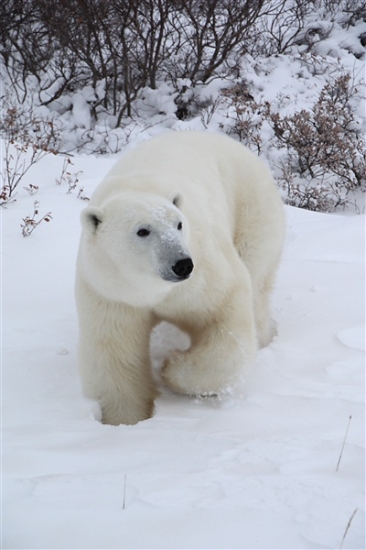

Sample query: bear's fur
[75,131,285,425]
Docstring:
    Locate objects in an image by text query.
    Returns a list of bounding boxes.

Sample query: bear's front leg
[77,286,157,425]
[162,285,257,397]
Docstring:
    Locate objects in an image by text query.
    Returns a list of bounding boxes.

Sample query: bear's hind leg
[252,269,278,348]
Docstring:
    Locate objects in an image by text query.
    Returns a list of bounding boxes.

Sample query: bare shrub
[251,0,315,56]
[277,162,354,211]
[222,73,365,211]
[55,156,82,194]
[20,200,52,237]
[247,0,366,57]
[0,0,268,126]
[77,187,89,201]
[0,97,61,205]
[24,183,39,195]
[169,0,266,83]
[339,0,366,27]
[221,83,264,154]
[267,74,366,210]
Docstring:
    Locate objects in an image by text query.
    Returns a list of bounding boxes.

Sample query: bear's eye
[137,228,150,237]
[177,222,183,230]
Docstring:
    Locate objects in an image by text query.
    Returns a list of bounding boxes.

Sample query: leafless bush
[267,74,366,210]
[0,0,268,124]
[221,72,365,211]
[339,0,366,27]
[277,161,356,211]
[2,0,364,127]
[168,0,266,83]
[20,200,52,237]
[195,96,221,128]
[221,83,264,154]
[23,183,39,195]
[0,97,61,205]
[250,0,315,56]
[248,0,366,57]
[77,187,89,201]
[55,156,82,194]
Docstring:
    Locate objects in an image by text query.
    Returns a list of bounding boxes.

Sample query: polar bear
[75,131,285,425]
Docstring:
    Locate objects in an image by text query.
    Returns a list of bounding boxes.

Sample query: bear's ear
[81,206,104,234]
[172,193,183,209]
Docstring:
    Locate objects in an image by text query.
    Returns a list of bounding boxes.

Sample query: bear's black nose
[172,258,194,279]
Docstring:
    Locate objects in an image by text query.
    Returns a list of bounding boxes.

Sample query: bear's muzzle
[172,257,194,280]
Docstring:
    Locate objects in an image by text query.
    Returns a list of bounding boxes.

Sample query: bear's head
[79,192,193,307]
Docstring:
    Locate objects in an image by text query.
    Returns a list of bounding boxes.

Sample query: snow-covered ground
[2,147,365,549]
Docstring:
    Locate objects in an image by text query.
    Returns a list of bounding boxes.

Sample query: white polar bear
[75,131,285,425]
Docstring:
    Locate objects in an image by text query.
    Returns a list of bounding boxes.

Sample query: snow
[2,150,365,549]
[337,327,365,353]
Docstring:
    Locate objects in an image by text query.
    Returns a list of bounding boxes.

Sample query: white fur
[75,131,285,425]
